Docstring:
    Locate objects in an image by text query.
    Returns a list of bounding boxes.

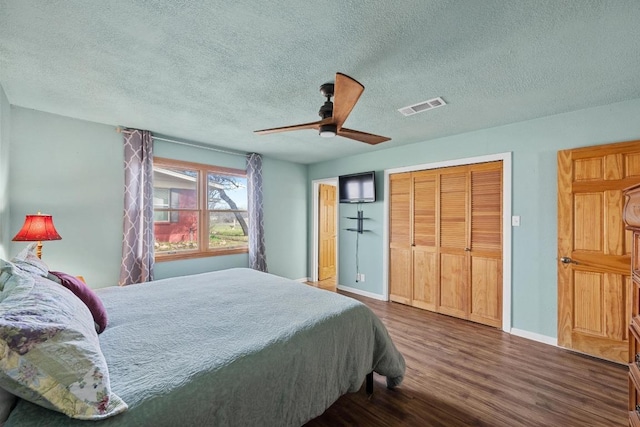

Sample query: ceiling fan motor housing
[318,100,333,119]
[319,82,334,98]
[318,82,335,119]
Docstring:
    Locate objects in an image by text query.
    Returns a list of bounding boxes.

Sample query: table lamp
[12,212,62,259]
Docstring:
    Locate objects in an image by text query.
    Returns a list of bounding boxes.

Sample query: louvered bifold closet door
[389,172,412,304]
[438,167,469,319]
[388,161,503,328]
[469,162,503,327]
[412,170,438,311]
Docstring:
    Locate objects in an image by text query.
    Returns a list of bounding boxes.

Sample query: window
[153,157,249,260]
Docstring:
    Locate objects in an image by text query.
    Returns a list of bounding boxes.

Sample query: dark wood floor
[305,291,627,427]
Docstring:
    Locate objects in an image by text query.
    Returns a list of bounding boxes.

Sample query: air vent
[398,97,446,116]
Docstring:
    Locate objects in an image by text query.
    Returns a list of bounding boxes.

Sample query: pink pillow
[49,271,108,333]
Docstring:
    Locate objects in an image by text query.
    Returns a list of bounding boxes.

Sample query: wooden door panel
[319,239,336,279]
[439,253,466,318]
[604,153,624,180]
[413,248,437,311]
[558,140,640,363]
[572,270,604,335]
[470,168,502,251]
[603,273,627,341]
[626,152,640,175]
[469,256,501,327]
[390,173,412,246]
[573,193,603,251]
[390,247,412,304]
[571,334,627,363]
[413,172,436,247]
[574,157,603,180]
[606,190,625,255]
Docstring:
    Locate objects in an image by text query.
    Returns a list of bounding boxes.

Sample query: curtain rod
[115,127,247,157]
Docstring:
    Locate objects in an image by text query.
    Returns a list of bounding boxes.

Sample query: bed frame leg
[366,372,373,395]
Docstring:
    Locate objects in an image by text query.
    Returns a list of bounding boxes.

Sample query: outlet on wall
[356,273,365,282]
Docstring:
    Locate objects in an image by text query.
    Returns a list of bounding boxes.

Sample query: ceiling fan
[254,73,390,145]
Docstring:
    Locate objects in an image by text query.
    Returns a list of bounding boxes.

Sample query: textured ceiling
[1,1,640,164]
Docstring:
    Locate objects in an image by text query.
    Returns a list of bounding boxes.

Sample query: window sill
[155,247,248,262]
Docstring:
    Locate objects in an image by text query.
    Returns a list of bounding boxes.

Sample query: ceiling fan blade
[337,128,391,145]
[254,120,325,135]
[332,73,364,130]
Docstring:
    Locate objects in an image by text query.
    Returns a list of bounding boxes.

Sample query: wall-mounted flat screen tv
[338,171,376,203]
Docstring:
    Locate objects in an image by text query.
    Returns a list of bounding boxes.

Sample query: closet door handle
[464,248,471,252]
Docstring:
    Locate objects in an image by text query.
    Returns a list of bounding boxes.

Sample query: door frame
[311,178,339,283]
[383,152,513,332]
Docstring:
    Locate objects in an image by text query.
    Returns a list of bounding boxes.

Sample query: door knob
[560,256,578,265]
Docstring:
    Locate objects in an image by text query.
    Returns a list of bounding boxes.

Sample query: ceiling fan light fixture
[319,124,337,138]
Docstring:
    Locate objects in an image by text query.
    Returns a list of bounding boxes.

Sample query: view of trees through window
[152,158,248,258]
[207,172,248,250]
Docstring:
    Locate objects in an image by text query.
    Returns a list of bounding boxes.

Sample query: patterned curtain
[119,129,154,286]
[247,153,268,272]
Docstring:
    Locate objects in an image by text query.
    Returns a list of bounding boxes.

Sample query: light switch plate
[512,216,521,227]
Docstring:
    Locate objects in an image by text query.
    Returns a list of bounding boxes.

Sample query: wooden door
[468,163,503,327]
[389,172,412,304]
[557,140,640,363]
[318,184,337,281]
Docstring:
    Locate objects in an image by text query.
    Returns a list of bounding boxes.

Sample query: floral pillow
[0,261,127,420]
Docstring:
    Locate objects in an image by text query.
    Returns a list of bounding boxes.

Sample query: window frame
[153,187,171,223]
[153,188,181,223]
[153,156,249,262]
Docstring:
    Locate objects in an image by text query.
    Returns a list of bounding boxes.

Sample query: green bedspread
[5,268,405,426]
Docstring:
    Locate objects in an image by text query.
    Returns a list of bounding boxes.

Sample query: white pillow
[10,243,48,277]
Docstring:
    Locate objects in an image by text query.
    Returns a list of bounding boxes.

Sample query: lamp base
[36,241,43,259]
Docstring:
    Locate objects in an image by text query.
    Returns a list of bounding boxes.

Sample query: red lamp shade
[12,214,62,242]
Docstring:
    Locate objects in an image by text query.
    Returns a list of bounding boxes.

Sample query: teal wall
[8,108,308,287]
[308,97,640,338]
[0,85,10,260]
[261,156,308,279]
[9,107,124,287]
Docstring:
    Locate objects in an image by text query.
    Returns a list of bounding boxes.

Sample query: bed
[1,266,405,426]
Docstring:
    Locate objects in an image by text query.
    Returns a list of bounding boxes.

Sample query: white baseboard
[337,285,387,301]
[510,328,557,347]
[295,277,310,283]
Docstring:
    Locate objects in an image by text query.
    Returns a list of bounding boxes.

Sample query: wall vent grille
[398,97,446,116]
